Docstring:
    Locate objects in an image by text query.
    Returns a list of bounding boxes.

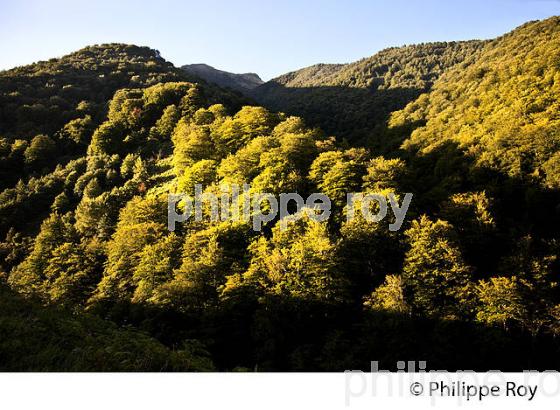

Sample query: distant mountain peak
[181,63,263,94]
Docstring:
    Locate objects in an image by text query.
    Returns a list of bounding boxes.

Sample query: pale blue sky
[0,0,558,80]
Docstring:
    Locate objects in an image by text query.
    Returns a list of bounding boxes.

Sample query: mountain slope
[252,41,486,144]
[182,63,263,93]
[0,44,246,191]
[0,44,185,139]
[391,17,560,188]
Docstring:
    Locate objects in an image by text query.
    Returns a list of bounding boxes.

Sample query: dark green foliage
[0,285,213,371]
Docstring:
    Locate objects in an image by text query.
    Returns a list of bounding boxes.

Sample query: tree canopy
[1,18,560,371]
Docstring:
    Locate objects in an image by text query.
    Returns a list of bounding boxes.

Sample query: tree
[309,148,368,207]
[59,115,94,147]
[542,151,560,189]
[51,192,70,213]
[24,134,56,168]
[211,106,280,155]
[178,160,217,194]
[83,177,103,198]
[476,276,525,330]
[364,275,410,315]
[153,222,251,311]
[226,216,347,302]
[172,119,215,173]
[276,131,317,173]
[43,239,105,307]
[497,236,559,337]
[339,208,403,298]
[132,234,182,304]
[8,213,76,297]
[149,104,180,148]
[401,215,472,318]
[439,191,496,270]
[362,156,407,192]
[120,153,140,179]
[88,195,167,304]
[217,136,278,184]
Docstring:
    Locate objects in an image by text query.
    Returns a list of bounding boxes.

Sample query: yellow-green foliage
[393,17,560,186]
[3,19,560,371]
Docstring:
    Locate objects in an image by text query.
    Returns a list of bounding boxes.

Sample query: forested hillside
[1,18,560,371]
[0,44,245,190]
[391,18,560,188]
[252,40,487,144]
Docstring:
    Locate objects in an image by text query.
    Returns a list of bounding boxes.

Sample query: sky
[0,0,559,80]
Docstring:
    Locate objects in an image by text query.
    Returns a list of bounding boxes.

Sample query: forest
[0,18,559,371]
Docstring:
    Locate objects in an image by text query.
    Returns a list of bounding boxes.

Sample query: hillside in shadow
[251,40,486,146]
[251,83,426,146]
